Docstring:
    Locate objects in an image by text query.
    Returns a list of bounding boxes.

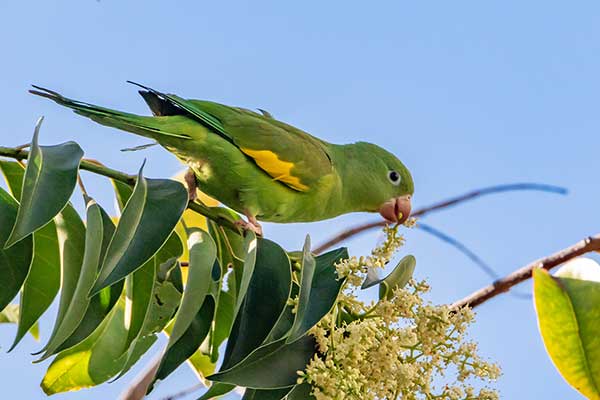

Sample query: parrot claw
[235,217,263,236]
[184,168,198,202]
[234,219,263,236]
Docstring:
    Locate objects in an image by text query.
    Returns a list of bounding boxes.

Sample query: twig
[160,383,205,400]
[0,146,240,232]
[14,143,31,151]
[119,353,161,400]
[417,222,531,300]
[313,183,567,254]
[416,222,498,281]
[451,234,600,310]
[76,173,89,197]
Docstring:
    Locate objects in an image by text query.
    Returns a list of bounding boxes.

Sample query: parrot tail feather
[29,85,191,141]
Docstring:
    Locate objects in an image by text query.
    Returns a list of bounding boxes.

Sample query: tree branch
[451,234,600,310]
[416,222,499,281]
[0,145,240,232]
[313,183,567,254]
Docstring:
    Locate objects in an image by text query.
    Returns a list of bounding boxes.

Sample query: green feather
[29,86,191,142]
[30,84,414,224]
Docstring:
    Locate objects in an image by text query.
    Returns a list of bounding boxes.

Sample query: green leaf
[124,259,156,350]
[209,335,316,389]
[0,304,20,324]
[152,229,217,384]
[41,296,153,394]
[0,187,33,311]
[91,165,188,293]
[113,234,184,380]
[116,276,182,381]
[155,296,216,384]
[221,238,292,371]
[13,220,60,349]
[36,197,111,360]
[379,255,416,300]
[0,304,39,341]
[243,387,292,400]
[187,350,217,383]
[265,284,299,343]
[6,119,83,247]
[0,160,25,201]
[155,232,186,284]
[209,218,244,276]
[210,290,235,361]
[36,203,86,355]
[111,179,133,211]
[286,383,315,400]
[1,161,59,349]
[534,260,600,400]
[167,229,216,348]
[287,241,347,343]
[195,383,235,400]
[55,277,123,353]
[234,232,258,318]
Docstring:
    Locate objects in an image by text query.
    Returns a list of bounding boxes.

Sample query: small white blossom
[300,223,500,399]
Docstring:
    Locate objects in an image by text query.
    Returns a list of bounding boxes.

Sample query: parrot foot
[184,168,198,202]
[235,215,263,236]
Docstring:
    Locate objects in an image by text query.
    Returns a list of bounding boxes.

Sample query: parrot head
[339,142,414,224]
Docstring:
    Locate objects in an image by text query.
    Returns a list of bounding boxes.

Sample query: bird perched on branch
[30,83,413,235]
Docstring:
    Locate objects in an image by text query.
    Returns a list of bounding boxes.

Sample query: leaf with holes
[166,229,216,349]
[154,296,215,385]
[113,234,184,380]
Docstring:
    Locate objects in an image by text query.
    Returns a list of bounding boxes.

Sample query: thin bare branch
[451,234,600,310]
[119,354,161,400]
[417,222,530,300]
[160,383,205,400]
[76,173,89,197]
[416,222,498,280]
[313,183,567,254]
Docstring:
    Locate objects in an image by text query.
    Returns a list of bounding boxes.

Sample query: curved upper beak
[379,195,412,224]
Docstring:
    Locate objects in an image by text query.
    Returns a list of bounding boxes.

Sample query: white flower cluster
[299,223,500,400]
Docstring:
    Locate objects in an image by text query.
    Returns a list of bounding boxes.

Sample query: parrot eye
[388,170,401,185]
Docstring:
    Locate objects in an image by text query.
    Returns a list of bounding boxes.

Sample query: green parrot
[30,83,413,235]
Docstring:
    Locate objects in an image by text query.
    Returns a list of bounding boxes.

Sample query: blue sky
[1,1,599,399]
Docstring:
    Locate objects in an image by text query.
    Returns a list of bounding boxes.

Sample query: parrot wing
[132,82,333,192]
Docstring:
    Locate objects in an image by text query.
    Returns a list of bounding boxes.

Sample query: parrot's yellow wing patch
[241,148,309,191]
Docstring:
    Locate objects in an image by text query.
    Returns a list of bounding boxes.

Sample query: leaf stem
[76,173,89,197]
[0,145,241,233]
[314,183,568,254]
[452,234,600,309]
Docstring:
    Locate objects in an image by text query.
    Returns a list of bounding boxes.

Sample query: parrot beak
[379,195,412,224]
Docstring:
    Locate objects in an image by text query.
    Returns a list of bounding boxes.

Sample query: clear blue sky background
[1,1,599,399]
